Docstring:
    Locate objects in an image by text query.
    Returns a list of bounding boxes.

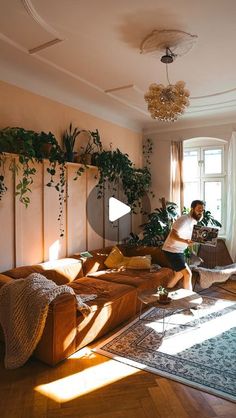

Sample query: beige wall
[0,81,142,166]
[0,81,142,271]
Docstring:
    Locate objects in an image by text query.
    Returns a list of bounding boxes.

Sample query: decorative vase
[159,293,168,302]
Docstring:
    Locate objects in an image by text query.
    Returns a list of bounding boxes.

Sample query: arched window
[183,137,227,234]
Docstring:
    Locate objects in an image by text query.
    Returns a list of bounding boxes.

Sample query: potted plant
[79,129,102,165]
[156,286,169,302]
[62,123,81,162]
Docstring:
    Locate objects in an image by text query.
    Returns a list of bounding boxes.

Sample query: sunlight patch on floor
[145,305,236,355]
[35,357,137,402]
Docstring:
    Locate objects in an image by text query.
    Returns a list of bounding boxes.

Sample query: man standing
[162,200,205,290]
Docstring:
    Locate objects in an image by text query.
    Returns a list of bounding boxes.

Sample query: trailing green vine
[13,156,37,208]
[46,162,66,237]
[0,153,8,201]
[94,148,152,213]
[0,126,67,235]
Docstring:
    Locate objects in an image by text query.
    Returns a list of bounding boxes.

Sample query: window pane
[204,149,222,174]
[183,150,199,180]
[184,182,199,209]
[204,181,222,223]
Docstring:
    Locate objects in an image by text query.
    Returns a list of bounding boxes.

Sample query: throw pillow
[124,255,152,270]
[104,246,124,268]
[105,247,152,270]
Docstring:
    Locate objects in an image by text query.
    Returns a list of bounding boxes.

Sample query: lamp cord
[166,64,171,85]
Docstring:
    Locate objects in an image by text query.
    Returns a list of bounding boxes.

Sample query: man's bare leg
[167,265,192,290]
[180,265,192,291]
[167,271,183,288]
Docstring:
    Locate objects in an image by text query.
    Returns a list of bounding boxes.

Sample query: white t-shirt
[162,214,197,253]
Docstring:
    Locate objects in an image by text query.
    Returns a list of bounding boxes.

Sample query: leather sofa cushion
[69,277,137,349]
[87,267,173,292]
[0,273,13,289]
[72,248,112,275]
[69,276,135,311]
[3,258,83,285]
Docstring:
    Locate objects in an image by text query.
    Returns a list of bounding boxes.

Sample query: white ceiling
[1,0,236,133]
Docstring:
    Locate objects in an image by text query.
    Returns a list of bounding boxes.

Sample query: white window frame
[183,144,226,235]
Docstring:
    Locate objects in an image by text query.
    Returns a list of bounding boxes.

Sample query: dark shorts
[162,251,186,272]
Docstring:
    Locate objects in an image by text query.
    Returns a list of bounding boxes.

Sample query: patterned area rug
[94,296,236,403]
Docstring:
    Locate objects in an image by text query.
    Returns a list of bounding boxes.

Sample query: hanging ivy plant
[94,148,152,213]
[0,126,67,235]
[46,160,66,237]
[143,137,153,168]
[0,127,39,207]
[0,153,8,201]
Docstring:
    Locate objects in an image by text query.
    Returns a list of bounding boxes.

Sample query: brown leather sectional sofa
[0,245,173,366]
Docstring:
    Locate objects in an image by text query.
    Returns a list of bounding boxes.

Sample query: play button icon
[109,197,131,222]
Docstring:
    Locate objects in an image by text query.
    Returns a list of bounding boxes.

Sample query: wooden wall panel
[43,161,66,261]
[118,187,132,243]
[0,156,15,271]
[15,161,43,266]
[104,184,119,247]
[0,158,133,272]
[67,164,87,256]
[86,166,104,250]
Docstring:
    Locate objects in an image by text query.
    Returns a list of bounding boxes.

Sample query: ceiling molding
[190,87,236,100]
[143,117,236,135]
[21,0,63,40]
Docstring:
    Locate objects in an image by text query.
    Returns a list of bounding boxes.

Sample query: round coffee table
[138,288,202,337]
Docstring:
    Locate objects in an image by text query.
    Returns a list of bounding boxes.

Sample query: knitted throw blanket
[0,273,95,369]
[194,263,236,289]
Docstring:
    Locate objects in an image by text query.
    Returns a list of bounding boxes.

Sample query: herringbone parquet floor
[0,280,236,418]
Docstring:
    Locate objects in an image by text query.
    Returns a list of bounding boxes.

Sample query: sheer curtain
[170,140,184,213]
[226,132,236,262]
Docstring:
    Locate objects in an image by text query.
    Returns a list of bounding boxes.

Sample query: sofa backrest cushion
[72,247,113,276]
[3,258,83,285]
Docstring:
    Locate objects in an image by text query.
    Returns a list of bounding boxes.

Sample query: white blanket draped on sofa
[194,263,236,289]
[0,273,93,369]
